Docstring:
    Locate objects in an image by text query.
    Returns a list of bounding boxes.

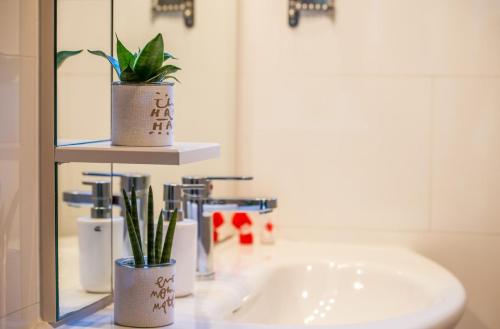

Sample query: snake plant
[56,50,83,69]
[89,33,180,83]
[122,186,177,267]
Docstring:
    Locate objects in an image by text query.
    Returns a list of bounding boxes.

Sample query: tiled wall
[236,0,500,328]
[0,0,40,327]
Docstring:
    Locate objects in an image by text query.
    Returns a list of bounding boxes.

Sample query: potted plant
[115,185,178,327]
[89,34,180,147]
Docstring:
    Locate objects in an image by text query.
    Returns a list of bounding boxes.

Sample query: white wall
[236,1,500,328]
[0,0,40,327]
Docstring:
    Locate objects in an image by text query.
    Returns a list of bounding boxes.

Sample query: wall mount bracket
[152,0,194,28]
[288,0,334,27]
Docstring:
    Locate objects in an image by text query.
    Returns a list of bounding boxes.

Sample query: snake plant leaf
[120,67,141,82]
[146,64,181,83]
[160,209,178,264]
[130,186,142,251]
[164,52,177,61]
[125,211,145,267]
[147,186,155,265]
[154,212,164,264]
[88,34,179,83]
[116,35,135,72]
[87,50,121,76]
[122,189,132,216]
[133,33,164,80]
[56,50,82,69]
[122,189,142,253]
[164,75,181,83]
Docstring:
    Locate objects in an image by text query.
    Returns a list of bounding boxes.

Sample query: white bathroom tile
[431,78,500,234]
[0,56,39,317]
[0,56,20,143]
[239,0,500,76]
[19,0,38,57]
[0,0,38,57]
[425,0,500,76]
[0,0,20,56]
[0,303,42,329]
[240,74,433,231]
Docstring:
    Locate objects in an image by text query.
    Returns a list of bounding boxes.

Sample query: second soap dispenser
[163,183,203,297]
[78,181,124,293]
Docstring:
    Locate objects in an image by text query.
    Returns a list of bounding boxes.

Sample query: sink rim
[186,240,466,329]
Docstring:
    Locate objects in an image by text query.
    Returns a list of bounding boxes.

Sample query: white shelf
[55,140,220,165]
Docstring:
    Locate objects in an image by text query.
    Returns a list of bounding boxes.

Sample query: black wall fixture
[152,0,194,28]
[288,0,334,27]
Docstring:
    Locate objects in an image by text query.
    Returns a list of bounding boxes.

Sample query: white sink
[177,240,466,329]
[60,240,466,329]
[228,262,448,326]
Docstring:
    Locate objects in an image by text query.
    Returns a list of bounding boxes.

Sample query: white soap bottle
[78,181,124,293]
[163,183,199,297]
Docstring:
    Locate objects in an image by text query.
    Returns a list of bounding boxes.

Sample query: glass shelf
[54,140,220,165]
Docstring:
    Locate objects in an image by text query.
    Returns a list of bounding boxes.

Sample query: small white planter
[114,258,176,328]
[112,82,174,147]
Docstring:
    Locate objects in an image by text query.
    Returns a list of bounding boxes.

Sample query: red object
[239,232,253,244]
[232,212,254,245]
[265,221,274,232]
[213,212,225,228]
[232,212,252,228]
[213,212,225,242]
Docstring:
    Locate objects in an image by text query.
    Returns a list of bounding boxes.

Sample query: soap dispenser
[78,181,124,293]
[82,171,150,257]
[163,183,204,297]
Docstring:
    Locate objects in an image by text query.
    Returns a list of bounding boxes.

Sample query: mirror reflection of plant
[89,34,180,83]
[122,186,177,267]
[56,50,83,69]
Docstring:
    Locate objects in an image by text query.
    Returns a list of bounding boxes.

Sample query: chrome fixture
[163,182,205,221]
[82,171,150,224]
[288,0,334,27]
[62,172,150,251]
[80,181,112,219]
[152,0,194,28]
[181,176,278,280]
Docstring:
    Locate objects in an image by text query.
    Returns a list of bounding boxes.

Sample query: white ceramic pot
[112,82,174,147]
[114,258,176,327]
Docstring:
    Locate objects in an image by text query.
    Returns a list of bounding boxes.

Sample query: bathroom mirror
[54,0,236,321]
[55,0,114,320]
[56,0,112,146]
[57,162,116,318]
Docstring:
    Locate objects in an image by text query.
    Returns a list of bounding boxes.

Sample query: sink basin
[182,241,466,329]
[60,240,466,329]
[228,262,443,326]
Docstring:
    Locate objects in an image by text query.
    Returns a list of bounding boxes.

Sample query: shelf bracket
[152,0,194,28]
[288,0,334,27]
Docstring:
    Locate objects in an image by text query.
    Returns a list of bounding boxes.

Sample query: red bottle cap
[213,212,225,228]
[265,221,274,232]
[232,212,252,229]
